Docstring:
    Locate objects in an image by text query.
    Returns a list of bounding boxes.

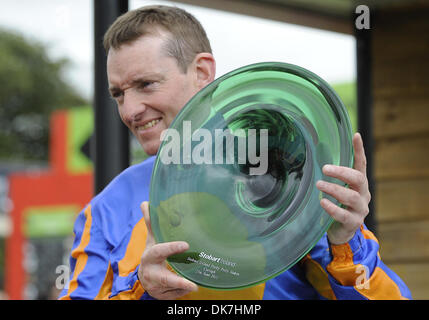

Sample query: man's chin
[141,142,160,156]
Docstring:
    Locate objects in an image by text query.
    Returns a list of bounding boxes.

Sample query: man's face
[107,34,200,155]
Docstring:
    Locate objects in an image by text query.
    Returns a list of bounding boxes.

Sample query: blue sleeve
[58,204,145,300]
[302,225,412,300]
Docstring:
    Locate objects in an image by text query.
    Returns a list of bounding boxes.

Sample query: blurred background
[0,0,427,299]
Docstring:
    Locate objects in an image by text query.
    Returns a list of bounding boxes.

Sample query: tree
[332,81,357,133]
[0,28,88,161]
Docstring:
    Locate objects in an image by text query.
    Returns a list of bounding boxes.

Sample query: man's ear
[192,53,216,90]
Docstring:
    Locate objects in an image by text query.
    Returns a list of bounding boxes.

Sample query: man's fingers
[142,241,189,264]
[322,164,368,193]
[140,201,157,248]
[353,132,367,175]
[316,180,368,214]
[138,201,197,299]
[140,203,189,263]
[154,269,198,293]
[141,263,198,298]
[141,265,198,299]
[141,201,152,234]
[320,198,360,228]
[159,288,195,300]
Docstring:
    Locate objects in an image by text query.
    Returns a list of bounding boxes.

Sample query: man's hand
[316,132,371,245]
[138,201,198,299]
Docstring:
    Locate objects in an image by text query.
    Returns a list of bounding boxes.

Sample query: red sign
[6,109,93,299]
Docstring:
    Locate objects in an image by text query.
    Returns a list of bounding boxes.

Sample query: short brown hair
[103,5,212,73]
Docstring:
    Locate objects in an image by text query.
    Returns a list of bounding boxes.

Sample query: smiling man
[59,5,411,300]
[106,26,215,155]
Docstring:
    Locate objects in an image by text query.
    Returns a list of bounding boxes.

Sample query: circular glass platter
[149,62,354,290]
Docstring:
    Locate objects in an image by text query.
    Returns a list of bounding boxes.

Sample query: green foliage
[0,28,88,161]
[331,81,357,133]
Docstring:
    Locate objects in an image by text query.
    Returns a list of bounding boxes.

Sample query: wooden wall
[372,6,429,299]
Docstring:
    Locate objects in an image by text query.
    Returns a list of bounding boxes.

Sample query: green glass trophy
[149,62,353,290]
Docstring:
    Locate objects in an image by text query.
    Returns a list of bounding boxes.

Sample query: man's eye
[139,81,154,90]
[111,91,123,99]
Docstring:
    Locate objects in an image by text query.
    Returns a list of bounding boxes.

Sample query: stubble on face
[107,33,199,155]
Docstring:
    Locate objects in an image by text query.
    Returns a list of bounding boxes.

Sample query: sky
[0,0,356,101]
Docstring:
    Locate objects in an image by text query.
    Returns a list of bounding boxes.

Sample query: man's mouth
[137,118,162,131]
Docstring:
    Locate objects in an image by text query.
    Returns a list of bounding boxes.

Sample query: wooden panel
[373,37,429,65]
[376,179,429,223]
[372,4,429,300]
[387,262,429,299]
[373,85,429,100]
[378,220,429,263]
[375,135,429,180]
[372,8,429,99]
[372,60,429,98]
[372,19,429,44]
[374,96,429,139]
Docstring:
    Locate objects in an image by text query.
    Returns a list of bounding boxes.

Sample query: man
[59,5,411,300]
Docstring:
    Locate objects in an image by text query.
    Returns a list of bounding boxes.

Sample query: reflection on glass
[150,62,353,289]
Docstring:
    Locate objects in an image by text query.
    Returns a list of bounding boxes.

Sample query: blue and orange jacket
[59,156,411,300]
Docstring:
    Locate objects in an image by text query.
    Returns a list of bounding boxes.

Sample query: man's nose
[122,89,146,123]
